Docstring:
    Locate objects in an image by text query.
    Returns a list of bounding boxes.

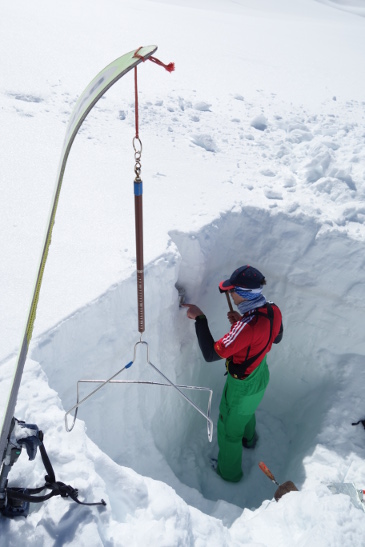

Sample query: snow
[1,0,365,544]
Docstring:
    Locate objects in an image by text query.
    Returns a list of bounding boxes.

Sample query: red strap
[133,47,175,139]
[133,47,175,72]
[134,67,139,139]
[148,56,175,72]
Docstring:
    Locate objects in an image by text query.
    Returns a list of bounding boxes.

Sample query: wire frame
[65,341,214,442]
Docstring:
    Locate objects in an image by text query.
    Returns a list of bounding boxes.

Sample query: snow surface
[1,0,365,545]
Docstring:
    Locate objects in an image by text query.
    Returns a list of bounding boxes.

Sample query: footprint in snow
[264,188,283,200]
[8,92,44,103]
[250,115,268,131]
[192,134,218,153]
[193,101,211,112]
[260,169,276,177]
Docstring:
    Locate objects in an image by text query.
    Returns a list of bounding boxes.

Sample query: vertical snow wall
[30,206,365,510]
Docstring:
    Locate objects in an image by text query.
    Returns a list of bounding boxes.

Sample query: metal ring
[133,136,142,154]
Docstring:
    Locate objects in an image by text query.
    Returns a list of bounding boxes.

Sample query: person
[183,265,283,482]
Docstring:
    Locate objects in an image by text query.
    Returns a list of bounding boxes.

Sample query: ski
[328,483,365,512]
[0,46,157,473]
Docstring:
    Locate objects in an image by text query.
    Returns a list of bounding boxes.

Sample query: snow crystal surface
[1,0,365,545]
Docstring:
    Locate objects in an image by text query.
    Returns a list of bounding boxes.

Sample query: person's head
[219,265,266,303]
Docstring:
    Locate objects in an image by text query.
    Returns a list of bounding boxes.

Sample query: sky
[1,0,365,545]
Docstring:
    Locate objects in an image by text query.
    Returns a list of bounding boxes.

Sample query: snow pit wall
[30,206,365,509]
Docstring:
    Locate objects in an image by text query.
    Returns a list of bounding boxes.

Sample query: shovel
[225,291,234,312]
[259,461,298,501]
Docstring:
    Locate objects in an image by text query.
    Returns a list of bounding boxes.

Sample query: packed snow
[1,0,365,545]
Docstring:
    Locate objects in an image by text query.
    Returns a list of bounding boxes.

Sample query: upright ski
[0,46,157,477]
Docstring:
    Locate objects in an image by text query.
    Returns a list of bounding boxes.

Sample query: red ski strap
[133,47,175,72]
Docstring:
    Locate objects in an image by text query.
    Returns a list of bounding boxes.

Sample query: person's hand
[227,311,241,325]
[182,303,204,320]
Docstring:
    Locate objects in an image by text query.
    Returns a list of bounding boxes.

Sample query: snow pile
[1,0,365,545]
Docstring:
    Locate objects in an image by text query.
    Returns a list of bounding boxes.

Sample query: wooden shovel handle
[259,461,278,483]
[225,292,234,312]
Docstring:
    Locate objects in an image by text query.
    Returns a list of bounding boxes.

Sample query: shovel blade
[274,480,299,501]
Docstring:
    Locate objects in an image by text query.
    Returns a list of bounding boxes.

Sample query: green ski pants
[217,356,270,482]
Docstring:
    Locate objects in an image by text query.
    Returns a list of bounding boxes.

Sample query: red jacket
[214,303,282,376]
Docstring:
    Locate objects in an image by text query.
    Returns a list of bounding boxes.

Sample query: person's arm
[182,304,222,362]
[227,311,241,325]
[195,315,222,362]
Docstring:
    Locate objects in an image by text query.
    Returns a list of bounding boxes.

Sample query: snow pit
[29,205,365,517]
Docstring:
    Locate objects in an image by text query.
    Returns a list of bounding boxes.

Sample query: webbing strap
[352,420,365,429]
[6,436,106,507]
